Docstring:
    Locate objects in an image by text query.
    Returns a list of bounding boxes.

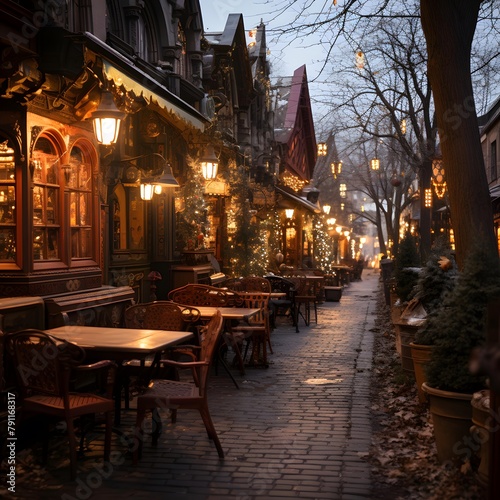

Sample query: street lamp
[200,145,219,180]
[323,204,331,215]
[120,153,179,200]
[317,143,327,156]
[285,208,295,219]
[370,158,380,171]
[91,91,125,146]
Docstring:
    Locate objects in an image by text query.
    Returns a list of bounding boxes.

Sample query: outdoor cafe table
[45,325,194,424]
[192,306,261,386]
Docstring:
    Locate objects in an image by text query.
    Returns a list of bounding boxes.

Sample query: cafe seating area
[0,266,358,479]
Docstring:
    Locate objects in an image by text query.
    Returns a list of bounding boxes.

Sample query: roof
[276,185,321,214]
[273,66,317,180]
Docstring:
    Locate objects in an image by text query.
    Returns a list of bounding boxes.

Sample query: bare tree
[268,0,499,268]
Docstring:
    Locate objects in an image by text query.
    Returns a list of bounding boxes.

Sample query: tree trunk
[420,0,498,269]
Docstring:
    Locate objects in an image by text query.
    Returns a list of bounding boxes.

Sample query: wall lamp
[200,145,219,180]
[285,208,295,219]
[120,152,179,200]
[91,91,125,146]
[323,204,331,215]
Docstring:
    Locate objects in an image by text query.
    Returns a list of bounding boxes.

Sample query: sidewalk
[8,270,381,500]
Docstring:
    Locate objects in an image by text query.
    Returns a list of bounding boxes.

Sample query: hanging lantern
[200,145,219,180]
[140,182,154,201]
[432,158,446,198]
[370,158,380,171]
[91,91,125,145]
[356,50,365,70]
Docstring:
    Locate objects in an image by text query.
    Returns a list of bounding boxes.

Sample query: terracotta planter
[410,342,433,404]
[422,382,473,464]
[394,322,419,378]
[470,389,491,488]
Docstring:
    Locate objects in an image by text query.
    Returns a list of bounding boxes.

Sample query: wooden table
[237,291,286,299]
[46,325,194,424]
[194,306,260,322]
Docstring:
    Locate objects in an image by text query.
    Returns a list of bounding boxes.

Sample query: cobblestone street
[7,271,380,499]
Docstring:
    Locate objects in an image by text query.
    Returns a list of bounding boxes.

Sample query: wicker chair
[168,284,243,307]
[133,310,224,463]
[239,276,272,293]
[231,293,271,368]
[122,301,201,406]
[5,329,116,479]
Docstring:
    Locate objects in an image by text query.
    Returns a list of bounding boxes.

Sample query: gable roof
[274,65,317,180]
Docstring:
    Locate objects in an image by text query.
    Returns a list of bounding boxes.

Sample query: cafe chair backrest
[168,284,243,307]
[124,301,200,331]
[5,329,86,399]
[239,276,271,293]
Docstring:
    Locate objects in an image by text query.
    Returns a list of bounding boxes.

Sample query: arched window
[67,145,93,259]
[32,135,97,265]
[32,136,62,261]
[0,138,16,262]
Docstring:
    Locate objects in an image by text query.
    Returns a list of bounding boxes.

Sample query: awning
[82,32,207,131]
[275,185,322,214]
[490,184,500,202]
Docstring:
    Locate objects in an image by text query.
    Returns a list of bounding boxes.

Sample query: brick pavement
[8,270,381,500]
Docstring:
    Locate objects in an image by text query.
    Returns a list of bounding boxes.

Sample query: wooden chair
[5,329,116,480]
[124,301,201,331]
[168,284,243,307]
[133,310,224,463]
[220,277,244,291]
[266,276,298,331]
[239,276,272,293]
[230,293,271,368]
[122,302,201,406]
[286,273,319,327]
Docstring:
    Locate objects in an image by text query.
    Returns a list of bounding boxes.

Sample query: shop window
[32,137,61,261]
[0,140,16,262]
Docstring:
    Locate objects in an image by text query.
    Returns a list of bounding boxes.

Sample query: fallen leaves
[368,291,485,499]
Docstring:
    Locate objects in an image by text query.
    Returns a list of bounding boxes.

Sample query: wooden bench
[44,286,136,328]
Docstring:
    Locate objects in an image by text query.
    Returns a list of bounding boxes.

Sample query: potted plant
[392,232,421,370]
[393,231,421,305]
[419,248,500,465]
[410,242,458,402]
